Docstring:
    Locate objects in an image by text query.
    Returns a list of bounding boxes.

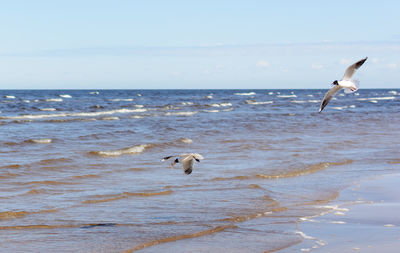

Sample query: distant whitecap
[234,92,256,96]
[277,94,297,98]
[59,94,72,98]
[45,98,63,102]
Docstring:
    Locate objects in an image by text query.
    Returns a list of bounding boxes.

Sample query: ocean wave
[330,105,355,110]
[203,109,219,113]
[124,225,236,252]
[180,138,193,144]
[180,102,194,106]
[26,138,52,144]
[277,94,297,98]
[59,94,72,98]
[245,100,273,105]
[89,91,99,95]
[234,92,256,96]
[82,190,173,204]
[0,172,20,179]
[290,100,306,103]
[211,160,353,181]
[22,180,78,185]
[206,103,231,107]
[388,90,398,95]
[89,144,150,157]
[109,98,134,102]
[357,96,395,101]
[39,108,57,111]
[3,95,16,99]
[101,116,120,120]
[164,111,198,116]
[45,98,63,102]
[0,108,148,120]
[0,209,57,220]
[38,157,72,165]
[256,160,353,179]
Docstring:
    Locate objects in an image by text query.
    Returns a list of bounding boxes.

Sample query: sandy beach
[294,173,400,252]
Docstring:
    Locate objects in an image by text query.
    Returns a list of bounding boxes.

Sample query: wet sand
[295,173,400,252]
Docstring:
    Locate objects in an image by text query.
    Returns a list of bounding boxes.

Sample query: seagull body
[319,57,367,112]
[161,153,204,175]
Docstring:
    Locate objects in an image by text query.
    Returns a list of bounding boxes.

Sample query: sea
[0,89,399,252]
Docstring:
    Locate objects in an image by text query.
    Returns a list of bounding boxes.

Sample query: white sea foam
[89,91,99,95]
[331,107,344,110]
[234,92,256,96]
[329,221,346,224]
[164,111,198,116]
[308,100,320,103]
[4,95,16,99]
[180,138,193,144]
[29,138,52,144]
[181,102,194,106]
[109,98,134,102]
[23,100,30,103]
[388,90,398,95]
[268,92,274,95]
[204,109,219,113]
[40,108,57,111]
[291,100,306,103]
[384,224,395,227]
[93,144,149,157]
[358,96,395,101]
[245,100,273,105]
[134,105,144,108]
[0,108,147,120]
[59,94,72,98]
[307,94,314,97]
[296,231,316,240]
[101,117,120,120]
[208,103,232,107]
[277,94,297,98]
[45,98,63,102]
[205,95,213,99]
[137,94,142,97]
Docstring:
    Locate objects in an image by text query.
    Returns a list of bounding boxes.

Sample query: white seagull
[161,153,204,175]
[319,57,368,112]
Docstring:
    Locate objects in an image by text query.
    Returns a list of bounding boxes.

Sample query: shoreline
[293,173,400,252]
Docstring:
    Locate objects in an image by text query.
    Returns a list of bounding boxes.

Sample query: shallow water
[0,89,399,252]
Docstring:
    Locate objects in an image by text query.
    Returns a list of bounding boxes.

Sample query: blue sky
[0,1,399,89]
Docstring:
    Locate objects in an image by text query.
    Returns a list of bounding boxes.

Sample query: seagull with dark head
[161,153,204,175]
[319,57,368,112]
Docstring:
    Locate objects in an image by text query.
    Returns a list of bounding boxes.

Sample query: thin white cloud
[387,63,397,69]
[311,63,323,70]
[256,60,270,68]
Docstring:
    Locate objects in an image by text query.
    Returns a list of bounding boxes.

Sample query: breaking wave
[234,92,256,96]
[0,108,147,120]
[89,144,151,157]
[245,100,273,105]
[82,190,173,204]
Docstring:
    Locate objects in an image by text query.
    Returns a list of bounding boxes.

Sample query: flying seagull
[319,57,368,112]
[161,153,204,175]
